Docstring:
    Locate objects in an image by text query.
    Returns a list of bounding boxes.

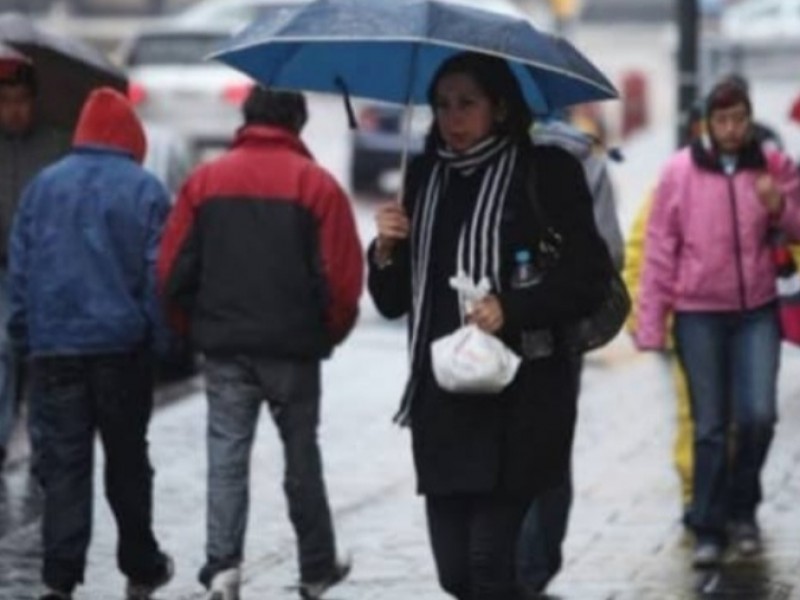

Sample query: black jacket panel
[189,197,329,358]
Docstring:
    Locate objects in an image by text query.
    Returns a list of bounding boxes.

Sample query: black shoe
[39,590,72,600]
[0,445,6,469]
[126,553,174,599]
[299,558,352,600]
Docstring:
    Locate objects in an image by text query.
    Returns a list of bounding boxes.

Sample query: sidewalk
[3,321,800,600]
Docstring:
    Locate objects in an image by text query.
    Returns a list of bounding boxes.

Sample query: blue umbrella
[211,0,617,116]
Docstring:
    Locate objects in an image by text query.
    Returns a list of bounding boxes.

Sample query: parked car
[139,121,199,381]
[350,103,429,197]
[142,121,193,200]
[171,0,310,30]
[349,0,548,197]
[0,0,194,15]
[117,23,252,157]
[720,0,800,40]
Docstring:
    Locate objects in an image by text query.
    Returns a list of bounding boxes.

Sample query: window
[128,33,226,66]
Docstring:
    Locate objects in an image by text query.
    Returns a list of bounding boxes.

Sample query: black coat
[368,144,609,497]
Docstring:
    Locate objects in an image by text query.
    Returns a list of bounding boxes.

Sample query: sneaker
[299,559,352,600]
[731,521,762,556]
[206,567,241,600]
[692,541,723,568]
[126,553,174,600]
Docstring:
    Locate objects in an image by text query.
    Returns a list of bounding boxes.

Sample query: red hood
[73,87,146,164]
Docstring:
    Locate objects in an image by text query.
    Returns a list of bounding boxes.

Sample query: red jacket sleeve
[301,167,364,346]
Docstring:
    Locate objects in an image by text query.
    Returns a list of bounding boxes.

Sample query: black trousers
[30,351,164,592]
[426,493,532,600]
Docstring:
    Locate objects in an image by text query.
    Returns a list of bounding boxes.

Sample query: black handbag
[522,159,631,356]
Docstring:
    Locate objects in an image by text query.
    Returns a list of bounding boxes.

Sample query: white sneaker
[731,521,762,556]
[206,567,241,600]
[692,541,723,568]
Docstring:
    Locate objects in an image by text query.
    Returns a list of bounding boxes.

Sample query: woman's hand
[755,174,784,216]
[468,295,504,334]
[374,203,410,263]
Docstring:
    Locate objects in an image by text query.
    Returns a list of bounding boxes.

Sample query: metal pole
[676,0,699,148]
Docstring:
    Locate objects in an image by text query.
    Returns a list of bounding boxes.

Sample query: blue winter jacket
[7,89,170,357]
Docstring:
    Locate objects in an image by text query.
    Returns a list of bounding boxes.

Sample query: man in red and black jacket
[157,88,362,600]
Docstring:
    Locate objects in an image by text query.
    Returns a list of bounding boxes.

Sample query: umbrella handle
[334,76,358,130]
[396,101,415,206]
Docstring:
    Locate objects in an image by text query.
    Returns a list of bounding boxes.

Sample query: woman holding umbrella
[367,52,611,599]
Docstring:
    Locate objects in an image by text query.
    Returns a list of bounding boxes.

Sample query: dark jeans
[675,305,780,543]
[517,355,581,593]
[517,475,572,594]
[30,351,163,593]
[0,271,19,454]
[201,355,336,585]
[426,493,531,600]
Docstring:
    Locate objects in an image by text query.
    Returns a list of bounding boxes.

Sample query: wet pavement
[2,313,800,599]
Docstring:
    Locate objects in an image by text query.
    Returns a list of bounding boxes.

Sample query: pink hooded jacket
[635,139,800,349]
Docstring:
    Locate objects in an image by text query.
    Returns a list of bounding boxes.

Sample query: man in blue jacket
[7,87,173,600]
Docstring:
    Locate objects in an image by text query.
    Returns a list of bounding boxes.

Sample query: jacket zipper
[726,174,747,310]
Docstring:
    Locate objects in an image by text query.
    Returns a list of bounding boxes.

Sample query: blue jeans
[674,304,780,543]
[201,355,336,586]
[0,271,18,453]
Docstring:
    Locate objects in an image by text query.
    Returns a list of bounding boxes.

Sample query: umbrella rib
[211,35,617,97]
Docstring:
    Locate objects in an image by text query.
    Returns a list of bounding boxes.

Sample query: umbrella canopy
[0,12,127,131]
[211,0,617,115]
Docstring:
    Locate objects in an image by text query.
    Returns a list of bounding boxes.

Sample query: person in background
[516,116,624,596]
[627,75,796,529]
[624,191,695,512]
[0,58,70,469]
[158,87,362,600]
[692,75,783,152]
[635,79,800,568]
[8,87,173,600]
[368,51,611,599]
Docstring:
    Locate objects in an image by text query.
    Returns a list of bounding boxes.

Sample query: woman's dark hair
[0,62,37,95]
[425,52,532,152]
[705,77,752,120]
[243,86,308,132]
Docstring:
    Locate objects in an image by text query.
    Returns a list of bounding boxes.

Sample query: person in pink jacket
[636,79,800,568]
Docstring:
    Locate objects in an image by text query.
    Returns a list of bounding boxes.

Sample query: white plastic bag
[430,274,521,394]
[431,324,521,394]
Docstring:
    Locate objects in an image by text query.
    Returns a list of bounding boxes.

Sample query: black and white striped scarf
[397,135,518,424]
